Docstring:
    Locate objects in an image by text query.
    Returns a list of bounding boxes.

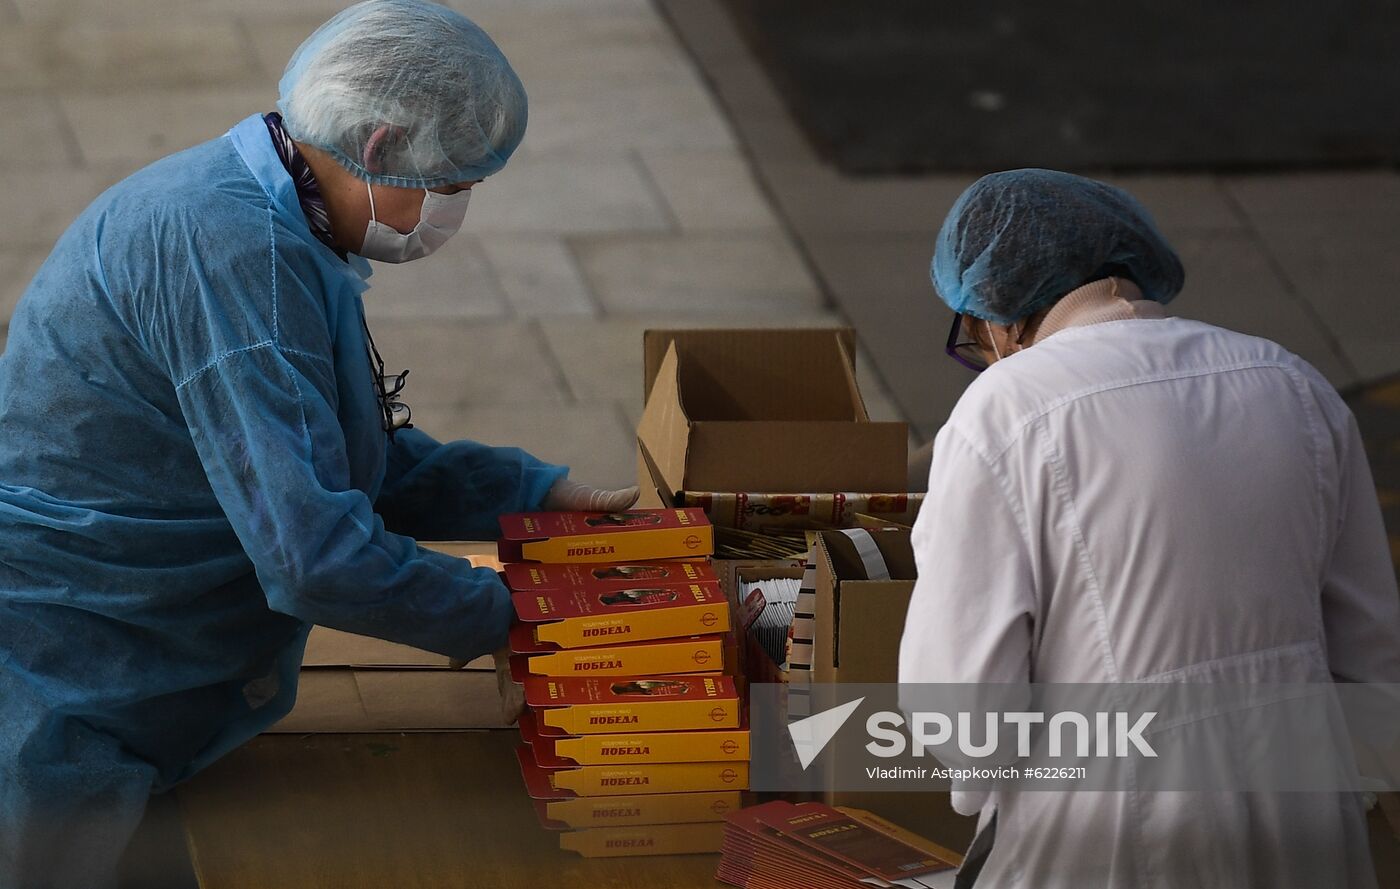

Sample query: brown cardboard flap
[269,669,505,733]
[686,421,908,492]
[819,529,917,582]
[636,343,692,502]
[835,581,916,683]
[303,627,498,669]
[271,671,368,733]
[643,328,863,420]
[834,335,871,422]
[354,670,505,731]
[637,328,909,499]
[813,530,917,683]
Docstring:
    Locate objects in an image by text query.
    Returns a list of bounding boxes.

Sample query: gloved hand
[493,646,525,725]
[445,648,526,725]
[544,478,640,512]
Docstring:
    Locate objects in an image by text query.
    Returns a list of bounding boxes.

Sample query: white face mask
[358,183,471,263]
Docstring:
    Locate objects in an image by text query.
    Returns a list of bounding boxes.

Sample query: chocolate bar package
[509,629,731,680]
[520,708,749,766]
[531,791,742,830]
[511,580,730,650]
[497,509,713,563]
[559,822,725,858]
[504,560,717,593]
[523,674,741,735]
[516,744,748,798]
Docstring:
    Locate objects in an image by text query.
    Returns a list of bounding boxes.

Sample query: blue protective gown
[0,114,566,888]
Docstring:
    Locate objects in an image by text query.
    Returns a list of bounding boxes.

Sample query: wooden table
[178,731,726,889]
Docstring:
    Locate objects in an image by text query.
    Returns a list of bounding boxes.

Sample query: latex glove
[493,646,525,725]
[445,649,525,725]
[544,478,640,513]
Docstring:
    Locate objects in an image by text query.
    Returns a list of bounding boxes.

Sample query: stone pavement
[2,0,1398,526]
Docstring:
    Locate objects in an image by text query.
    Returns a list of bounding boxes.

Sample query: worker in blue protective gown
[0,3,636,886]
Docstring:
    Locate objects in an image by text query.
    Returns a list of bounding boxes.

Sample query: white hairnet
[277,0,527,188]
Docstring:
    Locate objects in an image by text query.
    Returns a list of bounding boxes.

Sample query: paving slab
[762,163,972,237]
[0,250,44,326]
[1224,172,1400,232]
[366,320,570,409]
[800,233,973,431]
[1100,174,1246,233]
[0,94,78,168]
[361,239,509,322]
[572,233,824,315]
[13,0,355,24]
[518,82,736,155]
[1,20,259,94]
[239,15,342,80]
[466,152,672,235]
[537,311,848,403]
[637,149,782,233]
[1245,229,1400,384]
[1166,231,1356,388]
[61,88,275,166]
[0,165,137,250]
[422,402,637,490]
[464,10,698,104]
[477,236,599,318]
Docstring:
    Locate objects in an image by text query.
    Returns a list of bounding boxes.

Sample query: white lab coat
[899,316,1400,888]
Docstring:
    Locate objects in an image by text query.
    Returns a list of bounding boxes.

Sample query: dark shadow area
[117,792,199,889]
[721,0,1400,174]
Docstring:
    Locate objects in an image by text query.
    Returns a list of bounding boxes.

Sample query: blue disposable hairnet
[277,0,527,188]
[931,169,1185,325]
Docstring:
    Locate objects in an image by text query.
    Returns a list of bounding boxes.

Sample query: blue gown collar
[225,114,373,287]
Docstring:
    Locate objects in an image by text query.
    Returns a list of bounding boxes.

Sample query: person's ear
[361,124,404,174]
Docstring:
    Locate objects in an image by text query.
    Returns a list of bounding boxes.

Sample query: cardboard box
[520,709,749,765]
[636,329,908,505]
[808,529,978,851]
[558,822,726,858]
[509,632,731,680]
[270,668,506,733]
[497,509,714,563]
[532,791,742,830]
[525,675,741,735]
[504,560,717,593]
[511,581,730,650]
[809,529,918,684]
[517,745,748,798]
[708,560,804,685]
[301,627,494,670]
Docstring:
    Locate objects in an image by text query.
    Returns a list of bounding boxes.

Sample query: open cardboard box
[268,541,501,733]
[809,529,977,851]
[636,329,908,506]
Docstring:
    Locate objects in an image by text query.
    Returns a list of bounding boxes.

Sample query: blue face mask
[358,183,471,263]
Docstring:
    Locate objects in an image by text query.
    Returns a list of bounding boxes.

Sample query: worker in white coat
[898,169,1400,888]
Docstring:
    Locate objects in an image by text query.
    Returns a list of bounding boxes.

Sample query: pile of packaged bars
[717,801,959,888]
[498,507,749,858]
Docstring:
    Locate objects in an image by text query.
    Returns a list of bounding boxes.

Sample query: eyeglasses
[362,318,414,437]
[945,312,988,373]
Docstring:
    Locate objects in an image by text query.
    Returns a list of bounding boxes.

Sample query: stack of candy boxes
[498,508,749,858]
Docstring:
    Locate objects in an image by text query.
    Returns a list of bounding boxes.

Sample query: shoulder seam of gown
[174,341,277,390]
[173,341,336,391]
